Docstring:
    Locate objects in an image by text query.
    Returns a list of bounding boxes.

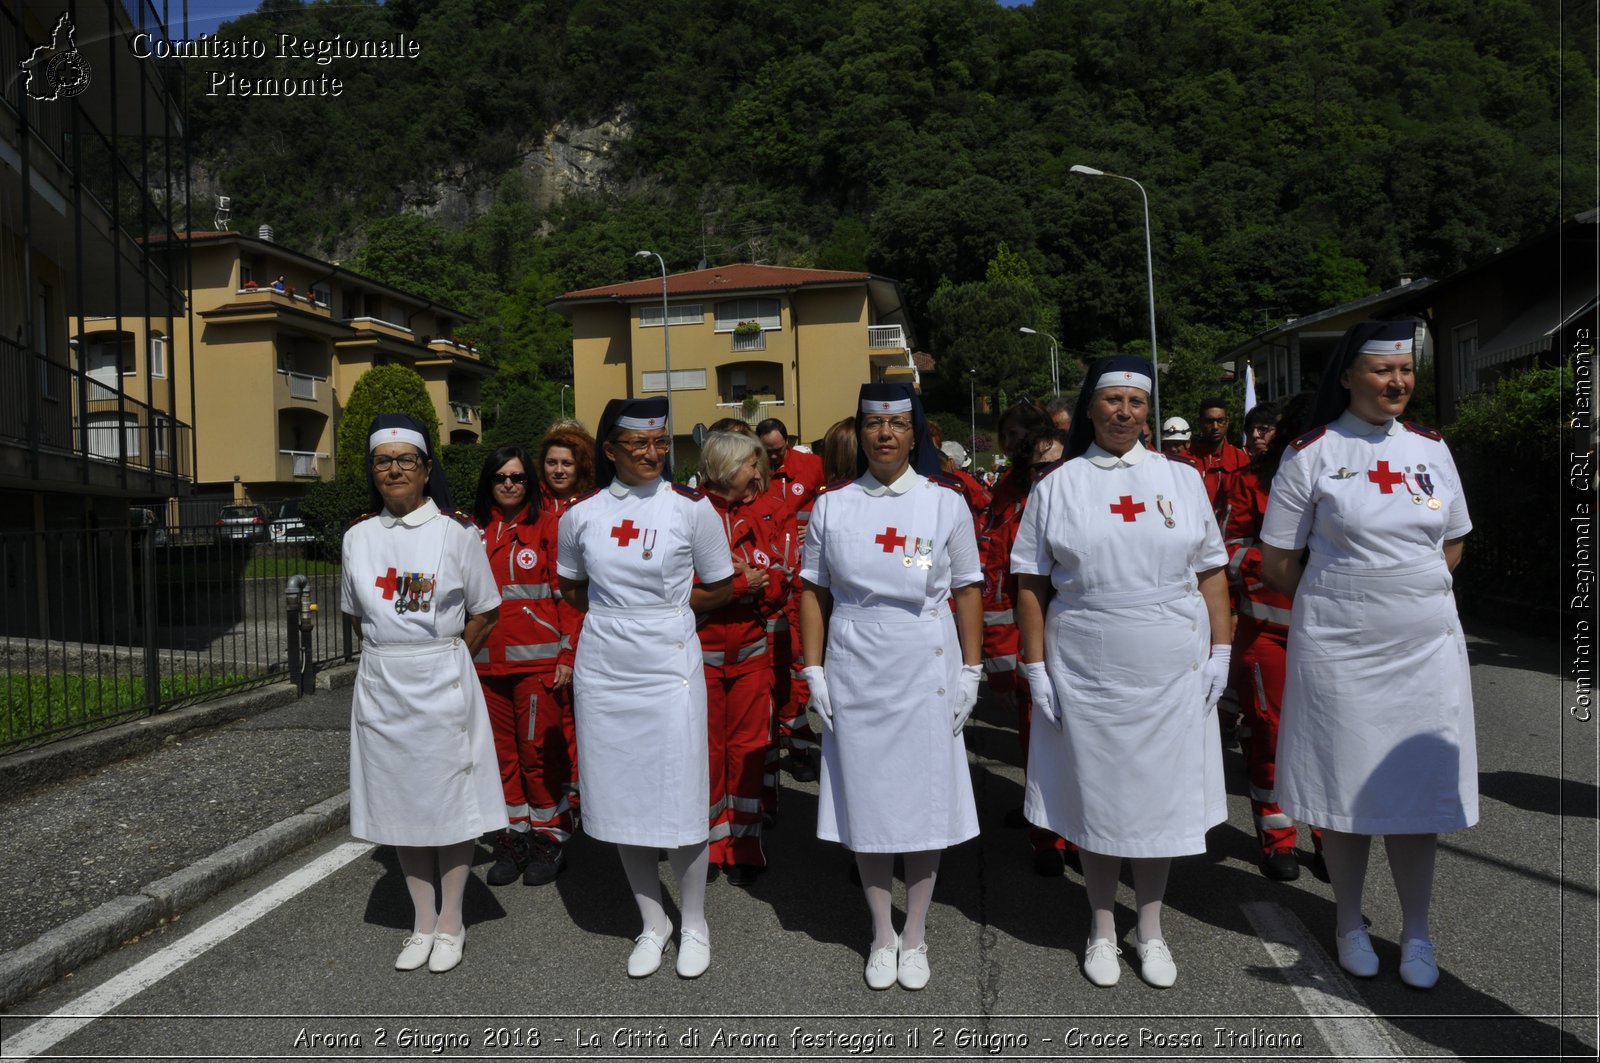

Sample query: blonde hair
[699,430,766,491]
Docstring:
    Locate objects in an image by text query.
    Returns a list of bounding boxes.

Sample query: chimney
[258,224,274,242]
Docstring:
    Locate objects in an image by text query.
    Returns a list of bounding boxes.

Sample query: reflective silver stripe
[704,638,770,667]
[504,641,563,661]
[983,609,1014,626]
[728,821,763,837]
[501,583,554,599]
[505,802,532,819]
[984,654,1017,673]
[1248,783,1276,804]
[529,796,570,823]
[1226,537,1253,577]
[729,795,763,813]
[708,795,731,818]
[1255,813,1294,830]
[1240,598,1292,625]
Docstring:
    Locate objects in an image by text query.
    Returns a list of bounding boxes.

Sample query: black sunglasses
[490,473,529,485]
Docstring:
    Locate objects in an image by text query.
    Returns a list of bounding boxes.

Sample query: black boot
[486,829,528,886]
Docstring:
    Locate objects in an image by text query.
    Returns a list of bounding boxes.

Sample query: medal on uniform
[1401,469,1425,505]
[1417,472,1440,509]
[1330,467,1357,480]
[415,574,434,613]
[914,537,934,570]
[640,529,658,561]
[1155,494,1176,529]
[394,572,412,615]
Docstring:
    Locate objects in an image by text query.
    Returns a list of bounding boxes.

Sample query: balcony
[232,286,332,319]
[450,402,479,425]
[277,368,325,401]
[868,324,907,350]
[277,450,326,479]
[347,315,414,339]
[731,331,767,353]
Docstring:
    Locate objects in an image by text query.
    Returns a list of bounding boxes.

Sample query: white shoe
[1398,938,1438,989]
[1082,938,1122,987]
[394,931,434,971]
[897,941,930,991]
[676,928,711,978]
[427,927,465,973]
[1336,927,1379,978]
[1134,937,1177,988]
[864,934,898,990]
[628,926,672,978]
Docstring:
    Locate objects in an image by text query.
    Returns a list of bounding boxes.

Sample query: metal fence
[0,522,354,753]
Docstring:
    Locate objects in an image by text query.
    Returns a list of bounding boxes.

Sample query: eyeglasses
[616,436,671,455]
[1199,416,1229,426]
[372,453,424,471]
[1247,425,1275,436]
[861,417,914,434]
[490,472,529,485]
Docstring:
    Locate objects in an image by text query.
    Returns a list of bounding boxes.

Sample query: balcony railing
[731,331,767,352]
[278,450,324,478]
[450,403,478,425]
[868,325,907,349]
[278,369,323,400]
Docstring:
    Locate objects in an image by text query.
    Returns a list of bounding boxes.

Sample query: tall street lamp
[968,368,978,465]
[1070,164,1161,432]
[559,383,572,420]
[1017,326,1060,397]
[635,249,675,441]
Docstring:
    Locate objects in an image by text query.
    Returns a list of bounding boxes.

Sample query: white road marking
[1241,899,1407,1059]
[1,841,373,1061]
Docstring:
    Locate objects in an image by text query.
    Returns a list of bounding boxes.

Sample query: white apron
[350,638,509,846]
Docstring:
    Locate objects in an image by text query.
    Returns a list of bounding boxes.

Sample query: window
[640,303,703,328]
[149,333,166,378]
[153,414,170,458]
[240,265,253,287]
[714,298,780,332]
[641,369,707,392]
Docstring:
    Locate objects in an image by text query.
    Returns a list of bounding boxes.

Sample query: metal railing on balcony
[278,450,324,478]
[280,369,322,400]
[450,403,476,424]
[732,331,767,352]
[868,325,907,349]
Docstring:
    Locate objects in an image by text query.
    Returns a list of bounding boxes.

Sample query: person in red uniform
[696,431,788,885]
[757,418,825,783]
[1220,394,1323,881]
[536,424,596,828]
[1189,397,1251,512]
[473,445,580,885]
[978,402,1071,875]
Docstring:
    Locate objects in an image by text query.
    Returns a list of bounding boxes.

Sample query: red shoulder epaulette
[1403,421,1442,440]
[1289,426,1326,450]
[1034,456,1068,478]
[447,509,477,527]
[818,477,854,494]
[349,510,378,526]
[568,486,603,508]
[1167,451,1201,471]
[671,482,704,500]
[928,471,964,492]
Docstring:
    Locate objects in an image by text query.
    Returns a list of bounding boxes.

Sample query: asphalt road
[1,620,1594,1062]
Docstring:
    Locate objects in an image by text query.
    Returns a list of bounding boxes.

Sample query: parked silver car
[215,504,268,542]
[269,499,314,543]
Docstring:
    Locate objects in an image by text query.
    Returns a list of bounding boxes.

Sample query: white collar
[859,466,920,496]
[378,497,439,528]
[1083,441,1151,468]
[1335,410,1402,437]
[607,477,661,499]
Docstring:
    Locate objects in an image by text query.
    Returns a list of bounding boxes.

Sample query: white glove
[1024,661,1061,729]
[953,664,983,734]
[1202,644,1232,712]
[801,665,833,732]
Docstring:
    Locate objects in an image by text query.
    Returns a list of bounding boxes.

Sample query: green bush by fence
[2,672,248,748]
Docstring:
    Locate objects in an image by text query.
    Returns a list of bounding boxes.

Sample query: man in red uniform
[756,418,825,782]
[1189,397,1251,512]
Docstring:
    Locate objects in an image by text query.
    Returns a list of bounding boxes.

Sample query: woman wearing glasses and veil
[557,397,735,979]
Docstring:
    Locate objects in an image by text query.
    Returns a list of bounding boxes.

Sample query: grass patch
[2,671,249,746]
[242,556,341,579]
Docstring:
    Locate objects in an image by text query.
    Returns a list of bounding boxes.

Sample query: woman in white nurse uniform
[1012,356,1232,990]
[340,414,505,974]
[799,382,984,992]
[557,397,734,980]
[1260,319,1474,990]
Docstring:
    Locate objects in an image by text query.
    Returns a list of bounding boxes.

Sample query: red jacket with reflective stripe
[1220,466,1292,634]
[474,504,580,675]
[698,491,787,675]
[767,447,826,530]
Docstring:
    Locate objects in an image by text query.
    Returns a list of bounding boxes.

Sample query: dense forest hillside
[184,0,1596,426]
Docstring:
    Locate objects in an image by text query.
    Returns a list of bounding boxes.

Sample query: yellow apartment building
[547,264,921,451]
[71,229,492,503]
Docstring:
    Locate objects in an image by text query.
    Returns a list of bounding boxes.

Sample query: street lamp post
[559,383,572,420]
[968,368,978,465]
[635,249,674,441]
[1017,326,1060,397]
[1069,164,1161,433]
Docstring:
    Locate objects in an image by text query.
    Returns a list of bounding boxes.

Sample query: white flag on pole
[1241,361,1258,447]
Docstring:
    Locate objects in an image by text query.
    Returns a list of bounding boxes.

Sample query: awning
[1473,292,1597,368]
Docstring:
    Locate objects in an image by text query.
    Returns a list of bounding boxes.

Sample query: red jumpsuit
[541,487,585,819]
[699,491,787,868]
[475,503,582,844]
[765,447,825,778]
[1189,440,1251,515]
[748,490,801,813]
[979,470,1066,857]
[1221,466,1320,859]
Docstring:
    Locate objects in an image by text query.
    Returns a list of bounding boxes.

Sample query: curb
[0,663,359,801]
[0,791,352,1007]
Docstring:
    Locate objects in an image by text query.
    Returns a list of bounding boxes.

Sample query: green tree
[335,364,442,481]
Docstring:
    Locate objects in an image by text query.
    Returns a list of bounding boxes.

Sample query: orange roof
[558,263,875,302]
